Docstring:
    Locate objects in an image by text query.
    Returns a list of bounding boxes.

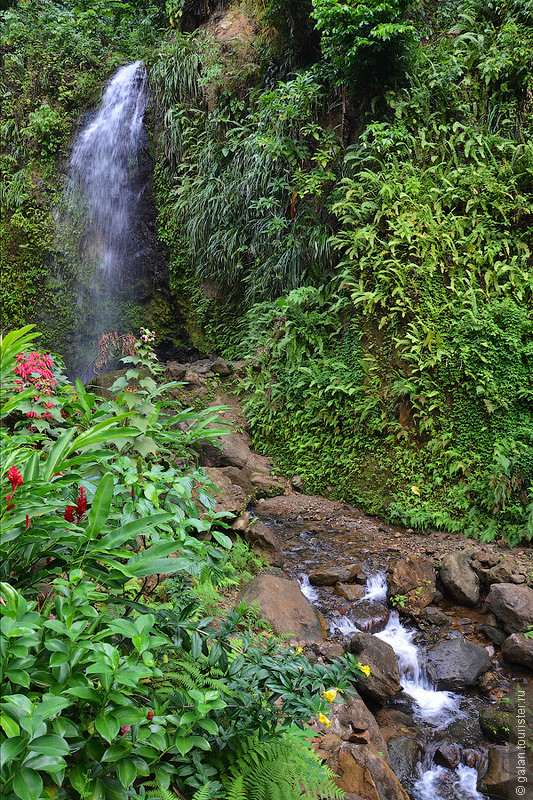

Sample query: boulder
[420,606,450,626]
[199,432,253,469]
[388,555,437,615]
[479,706,514,744]
[478,745,520,798]
[244,520,284,567]
[335,583,366,602]
[210,356,231,376]
[326,692,389,761]
[165,361,188,381]
[486,584,533,634]
[330,743,410,800]
[248,472,286,498]
[348,633,402,704]
[501,633,533,670]
[433,739,462,769]
[203,468,246,516]
[350,601,390,634]
[425,635,491,690]
[310,564,362,586]
[387,737,419,784]
[239,574,327,642]
[439,549,480,606]
[478,555,521,586]
[220,466,256,498]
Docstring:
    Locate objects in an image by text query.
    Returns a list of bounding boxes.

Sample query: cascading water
[58,61,150,376]
[298,566,488,799]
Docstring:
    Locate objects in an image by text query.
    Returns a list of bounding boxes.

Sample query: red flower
[75,487,88,522]
[120,725,131,735]
[5,493,14,512]
[146,710,154,720]
[25,514,31,530]
[64,506,75,522]
[7,467,23,491]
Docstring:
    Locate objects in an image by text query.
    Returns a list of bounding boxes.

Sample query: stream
[258,513,527,800]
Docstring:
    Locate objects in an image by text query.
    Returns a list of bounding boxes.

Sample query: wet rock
[242,452,272,476]
[478,745,519,798]
[330,743,410,800]
[479,707,513,744]
[248,472,286,498]
[310,564,361,586]
[220,466,255,498]
[244,520,284,567]
[348,633,402,704]
[486,583,533,634]
[477,621,507,646]
[386,737,419,784]
[165,361,187,381]
[420,606,450,626]
[373,709,419,741]
[388,555,437,616]
[210,356,231,376]
[478,555,521,586]
[501,633,533,669]
[204,468,246,516]
[335,583,366,602]
[425,635,491,690]
[434,739,462,769]
[439,548,480,606]
[239,574,327,642]
[478,670,501,694]
[350,600,390,634]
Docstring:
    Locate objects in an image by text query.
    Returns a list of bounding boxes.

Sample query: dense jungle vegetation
[4,0,532,546]
[1,0,532,797]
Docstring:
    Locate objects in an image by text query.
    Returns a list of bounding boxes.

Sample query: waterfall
[58,61,149,377]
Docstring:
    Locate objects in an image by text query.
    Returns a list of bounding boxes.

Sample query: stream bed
[256,511,532,800]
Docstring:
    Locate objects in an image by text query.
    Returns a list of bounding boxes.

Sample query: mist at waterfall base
[299,570,489,800]
[57,61,151,379]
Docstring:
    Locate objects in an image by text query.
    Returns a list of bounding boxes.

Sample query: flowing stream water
[58,61,149,376]
[300,569,488,798]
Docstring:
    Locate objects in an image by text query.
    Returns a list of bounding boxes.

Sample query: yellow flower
[360,664,371,677]
[295,646,303,654]
[318,713,332,729]
[411,485,420,496]
[322,688,338,703]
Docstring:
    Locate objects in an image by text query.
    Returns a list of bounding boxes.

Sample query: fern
[219,728,345,800]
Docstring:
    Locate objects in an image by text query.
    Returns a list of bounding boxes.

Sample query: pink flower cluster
[95,332,138,372]
[14,351,57,419]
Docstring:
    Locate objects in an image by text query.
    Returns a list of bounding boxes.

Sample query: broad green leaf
[0,736,25,764]
[95,713,120,743]
[13,768,43,800]
[29,734,70,756]
[42,429,76,481]
[0,712,21,737]
[97,513,172,550]
[116,759,136,787]
[85,473,114,539]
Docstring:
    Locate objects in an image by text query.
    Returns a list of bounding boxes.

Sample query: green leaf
[29,734,70,756]
[13,768,43,800]
[97,513,173,550]
[42,429,76,481]
[116,759,137,787]
[0,712,20,738]
[0,736,25,764]
[95,713,120,743]
[85,473,114,539]
[212,530,232,549]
